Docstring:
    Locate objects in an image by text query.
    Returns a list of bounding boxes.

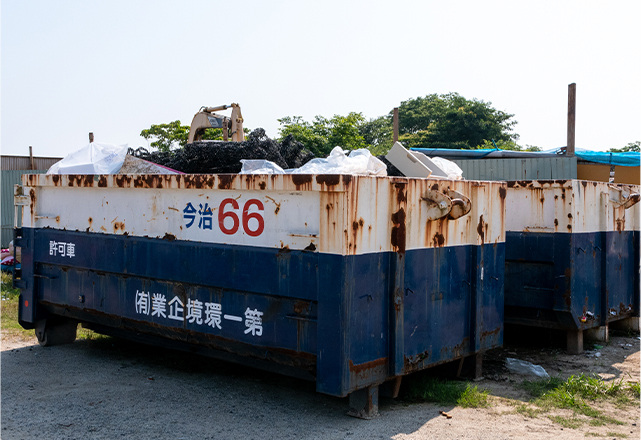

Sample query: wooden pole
[567,83,576,156]
[29,146,34,170]
[89,132,94,143]
[393,107,399,143]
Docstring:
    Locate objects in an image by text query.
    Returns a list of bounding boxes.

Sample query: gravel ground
[1,330,639,440]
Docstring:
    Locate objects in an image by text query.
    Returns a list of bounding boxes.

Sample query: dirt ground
[1,326,639,440]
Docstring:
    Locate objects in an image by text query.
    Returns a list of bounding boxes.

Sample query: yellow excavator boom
[187,103,245,144]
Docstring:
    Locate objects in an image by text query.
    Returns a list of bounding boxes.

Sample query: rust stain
[615,218,625,232]
[52,175,60,186]
[292,174,312,187]
[341,175,352,186]
[481,326,501,339]
[395,183,407,203]
[218,175,235,189]
[439,336,470,359]
[98,176,107,187]
[477,215,485,243]
[498,186,506,199]
[304,242,316,251]
[391,208,406,255]
[348,357,388,374]
[431,183,439,191]
[293,300,310,315]
[316,175,340,186]
[115,175,132,187]
[29,188,36,217]
[163,233,176,241]
[432,232,445,247]
[404,351,430,370]
[259,182,266,190]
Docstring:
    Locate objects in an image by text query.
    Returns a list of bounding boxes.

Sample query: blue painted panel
[34,229,319,301]
[505,230,639,330]
[19,227,505,397]
[36,264,318,353]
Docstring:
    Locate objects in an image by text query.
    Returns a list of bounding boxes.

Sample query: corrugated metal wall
[2,155,61,171]
[1,170,46,247]
[452,157,577,181]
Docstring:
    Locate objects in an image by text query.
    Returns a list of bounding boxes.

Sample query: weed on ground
[512,374,639,429]
[403,375,490,408]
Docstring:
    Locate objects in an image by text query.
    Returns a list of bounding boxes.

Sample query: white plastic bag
[505,358,550,378]
[47,143,129,174]
[239,160,285,175]
[430,157,463,180]
[291,147,387,176]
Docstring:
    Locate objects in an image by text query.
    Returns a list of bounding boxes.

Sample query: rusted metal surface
[16,172,507,400]
[505,179,640,332]
[20,174,506,254]
[505,180,639,234]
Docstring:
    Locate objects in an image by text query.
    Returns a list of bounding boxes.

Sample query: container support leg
[347,385,379,419]
[585,325,609,342]
[472,353,484,379]
[567,329,583,354]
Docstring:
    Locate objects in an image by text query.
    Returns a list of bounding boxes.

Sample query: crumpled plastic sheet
[240,147,387,176]
[505,358,550,378]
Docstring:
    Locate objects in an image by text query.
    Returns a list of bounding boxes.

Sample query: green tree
[608,141,640,153]
[278,112,368,157]
[359,116,393,155]
[475,139,541,152]
[395,93,519,149]
[140,121,230,152]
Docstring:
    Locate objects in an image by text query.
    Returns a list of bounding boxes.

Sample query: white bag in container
[291,147,387,176]
[47,143,129,175]
[430,156,463,180]
[239,160,285,174]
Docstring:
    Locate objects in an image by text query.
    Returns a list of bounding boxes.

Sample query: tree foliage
[608,141,640,153]
[278,112,368,157]
[359,116,393,155]
[140,121,229,152]
[475,139,541,152]
[395,93,518,150]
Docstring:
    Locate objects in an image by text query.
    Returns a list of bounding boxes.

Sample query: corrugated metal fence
[1,170,46,247]
[452,157,577,181]
[2,155,61,171]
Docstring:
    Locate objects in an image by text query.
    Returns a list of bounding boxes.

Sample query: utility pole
[566,83,576,156]
[393,107,399,143]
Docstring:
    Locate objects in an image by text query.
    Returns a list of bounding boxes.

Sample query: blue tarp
[572,149,640,167]
[410,147,640,167]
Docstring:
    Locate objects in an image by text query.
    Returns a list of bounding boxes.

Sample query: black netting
[133,128,315,174]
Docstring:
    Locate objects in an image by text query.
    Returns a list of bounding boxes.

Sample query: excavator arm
[187,103,245,144]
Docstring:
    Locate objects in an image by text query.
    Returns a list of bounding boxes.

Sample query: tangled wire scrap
[129,128,315,174]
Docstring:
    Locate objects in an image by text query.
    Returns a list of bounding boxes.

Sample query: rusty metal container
[504,180,640,352]
[14,173,505,417]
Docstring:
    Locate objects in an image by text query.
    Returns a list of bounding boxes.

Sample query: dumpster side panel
[17,174,508,399]
[505,180,640,331]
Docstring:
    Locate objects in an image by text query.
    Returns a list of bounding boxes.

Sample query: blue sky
[2,0,640,158]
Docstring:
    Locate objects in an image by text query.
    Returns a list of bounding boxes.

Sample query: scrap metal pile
[131,129,315,174]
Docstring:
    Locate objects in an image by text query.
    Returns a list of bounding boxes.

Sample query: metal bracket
[444,189,472,219]
[421,189,472,221]
[608,185,640,209]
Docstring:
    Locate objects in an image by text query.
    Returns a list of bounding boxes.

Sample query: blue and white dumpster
[14,173,505,417]
[504,180,640,354]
